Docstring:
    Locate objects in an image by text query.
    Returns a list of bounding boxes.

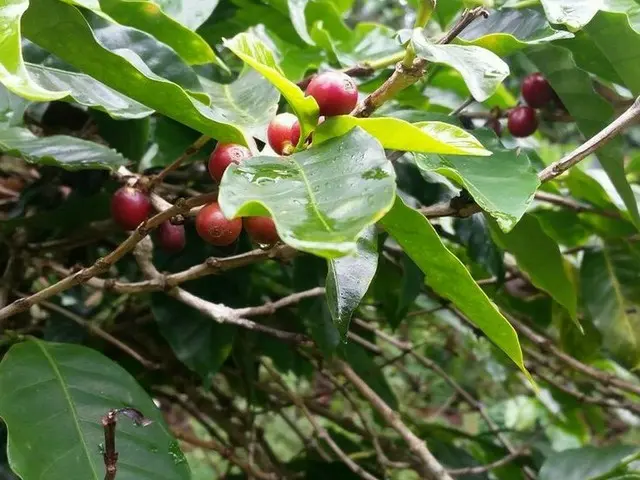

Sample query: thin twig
[145,135,210,190]
[447,449,528,476]
[534,191,622,219]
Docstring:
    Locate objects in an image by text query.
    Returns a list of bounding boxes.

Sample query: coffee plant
[0,0,639,479]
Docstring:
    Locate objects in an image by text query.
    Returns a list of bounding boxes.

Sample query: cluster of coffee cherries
[504,72,558,138]
[110,71,359,252]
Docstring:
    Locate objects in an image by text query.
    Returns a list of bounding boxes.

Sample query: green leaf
[410,29,510,101]
[199,69,280,141]
[0,127,127,170]
[151,294,235,380]
[342,343,398,410]
[380,196,528,376]
[581,241,640,367]
[454,215,504,281]
[223,31,319,142]
[100,0,225,67]
[540,0,601,30]
[325,23,402,67]
[490,214,578,323]
[326,226,378,339]
[219,128,396,258]
[154,0,219,30]
[459,8,574,56]
[90,111,150,161]
[0,0,67,101]
[0,339,190,480]
[0,83,29,127]
[288,0,314,45]
[140,117,208,170]
[26,63,153,119]
[314,116,491,156]
[527,44,640,230]
[22,0,247,144]
[539,445,639,480]
[414,129,540,231]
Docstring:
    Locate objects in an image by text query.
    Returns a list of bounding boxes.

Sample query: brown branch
[447,449,528,476]
[102,408,152,480]
[234,286,325,317]
[145,135,211,191]
[534,191,622,219]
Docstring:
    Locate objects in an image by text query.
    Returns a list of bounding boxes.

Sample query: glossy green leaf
[490,214,578,323]
[527,44,640,230]
[459,8,574,56]
[326,23,402,67]
[540,445,639,480]
[151,294,236,381]
[26,64,153,119]
[410,29,509,101]
[154,0,219,30]
[414,129,540,231]
[0,0,67,101]
[326,227,378,339]
[223,32,319,142]
[454,215,504,281]
[315,117,491,156]
[380,196,528,376]
[540,0,602,30]
[0,83,29,127]
[219,127,396,258]
[100,0,224,66]
[581,241,640,367]
[199,69,280,141]
[0,339,190,480]
[0,127,127,170]
[22,0,247,144]
[288,0,314,45]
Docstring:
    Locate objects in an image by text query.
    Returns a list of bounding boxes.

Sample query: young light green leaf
[410,29,509,101]
[540,0,602,30]
[22,0,247,144]
[199,69,280,141]
[26,63,153,119]
[490,214,579,324]
[414,129,540,231]
[100,0,226,67]
[219,128,396,258]
[380,196,529,376]
[0,0,68,101]
[459,8,574,56]
[0,127,127,170]
[223,31,319,142]
[314,117,491,156]
[0,339,190,480]
[581,241,640,367]
[326,227,378,338]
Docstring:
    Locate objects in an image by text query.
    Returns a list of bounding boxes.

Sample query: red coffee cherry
[156,221,186,253]
[208,143,252,183]
[244,216,280,245]
[305,71,358,117]
[521,72,555,108]
[267,113,301,155]
[507,106,538,138]
[484,118,502,137]
[195,202,242,246]
[111,186,151,231]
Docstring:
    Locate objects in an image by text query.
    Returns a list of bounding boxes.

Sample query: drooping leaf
[459,8,574,56]
[0,127,127,170]
[22,0,247,144]
[539,445,639,480]
[490,214,578,323]
[314,116,491,156]
[154,0,219,30]
[326,227,378,339]
[151,294,236,381]
[26,64,153,119]
[0,339,190,480]
[414,129,540,231]
[454,214,504,281]
[540,0,602,30]
[379,196,528,376]
[219,127,396,258]
[223,31,319,142]
[527,44,640,230]
[0,0,67,101]
[581,241,640,367]
[287,0,314,45]
[199,69,280,141]
[100,0,225,67]
[410,29,510,101]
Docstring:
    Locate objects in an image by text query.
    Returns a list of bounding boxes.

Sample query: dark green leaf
[0,339,190,480]
[326,226,378,339]
[539,445,639,480]
[414,129,540,231]
[219,127,396,258]
[154,0,219,30]
[91,111,150,162]
[380,196,528,376]
[454,214,504,281]
[0,127,127,170]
